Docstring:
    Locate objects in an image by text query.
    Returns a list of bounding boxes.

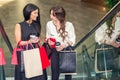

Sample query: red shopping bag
[39,46,50,70]
[0,48,6,65]
[11,41,23,65]
[11,47,23,65]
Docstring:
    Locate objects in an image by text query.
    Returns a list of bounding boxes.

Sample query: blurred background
[1,0,120,80]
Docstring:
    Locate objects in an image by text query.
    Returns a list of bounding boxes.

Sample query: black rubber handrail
[74,1,120,49]
[0,20,13,53]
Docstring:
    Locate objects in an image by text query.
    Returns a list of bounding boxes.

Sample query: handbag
[42,42,52,59]
[39,46,50,69]
[11,41,24,65]
[59,46,76,73]
[95,44,115,71]
[23,45,43,78]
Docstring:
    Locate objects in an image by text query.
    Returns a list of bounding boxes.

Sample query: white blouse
[95,17,120,44]
[46,21,76,46]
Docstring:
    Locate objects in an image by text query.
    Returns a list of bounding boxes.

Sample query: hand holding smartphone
[30,35,39,43]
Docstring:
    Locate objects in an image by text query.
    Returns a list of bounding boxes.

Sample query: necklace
[26,20,32,27]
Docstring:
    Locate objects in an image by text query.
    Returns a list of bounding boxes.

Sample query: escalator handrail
[73,1,120,49]
[0,20,13,53]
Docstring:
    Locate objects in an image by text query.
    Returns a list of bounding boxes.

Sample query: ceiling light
[0,0,14,7]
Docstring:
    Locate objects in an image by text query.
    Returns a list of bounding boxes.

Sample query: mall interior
[0,0,120,80]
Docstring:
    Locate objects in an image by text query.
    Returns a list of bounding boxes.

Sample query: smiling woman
[14,3,48,80]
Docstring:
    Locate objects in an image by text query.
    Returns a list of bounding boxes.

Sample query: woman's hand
[29,37,40,44]
[47,38,56,48]
[48,39,56,46]
[107,41,120,48]
[56,44,66,51]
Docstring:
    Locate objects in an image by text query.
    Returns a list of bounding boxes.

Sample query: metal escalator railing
[82,45,93,79]
[0,66,5,80]
[80,43,96,80]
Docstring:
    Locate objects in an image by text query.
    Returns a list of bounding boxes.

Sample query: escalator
[73,1,120,80]
[0,1,120,80]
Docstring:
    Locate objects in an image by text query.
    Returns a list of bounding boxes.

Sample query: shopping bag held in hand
[11,41,23,65]
[39,46,50,70]
[59,46,76,73]
[23,44,43,78]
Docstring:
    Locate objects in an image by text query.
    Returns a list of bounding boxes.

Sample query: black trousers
[51,49,72,80]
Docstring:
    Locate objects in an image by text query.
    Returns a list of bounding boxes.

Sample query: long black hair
[23,3,41,34]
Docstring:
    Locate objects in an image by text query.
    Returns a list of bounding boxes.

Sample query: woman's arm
[14,24,40,45]
[15,24,29,45]
[15,24,22,44]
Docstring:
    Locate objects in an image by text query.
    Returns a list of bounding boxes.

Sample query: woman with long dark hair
[14,3,47,80]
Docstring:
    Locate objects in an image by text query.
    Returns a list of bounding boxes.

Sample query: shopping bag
[39,46,50,69]
[16,50,25,72]
[95,47,115,71]
[23,48,43,78]
[11,47,24,65]
[42,37,56,59]
[42,42,52,59]
[11,41,23,65]
[59,48,76,73]
[0,48,6,65]
[11,44,25,72]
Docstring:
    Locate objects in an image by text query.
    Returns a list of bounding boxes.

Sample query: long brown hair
[106,11,120,38]
[50,6,67,41]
